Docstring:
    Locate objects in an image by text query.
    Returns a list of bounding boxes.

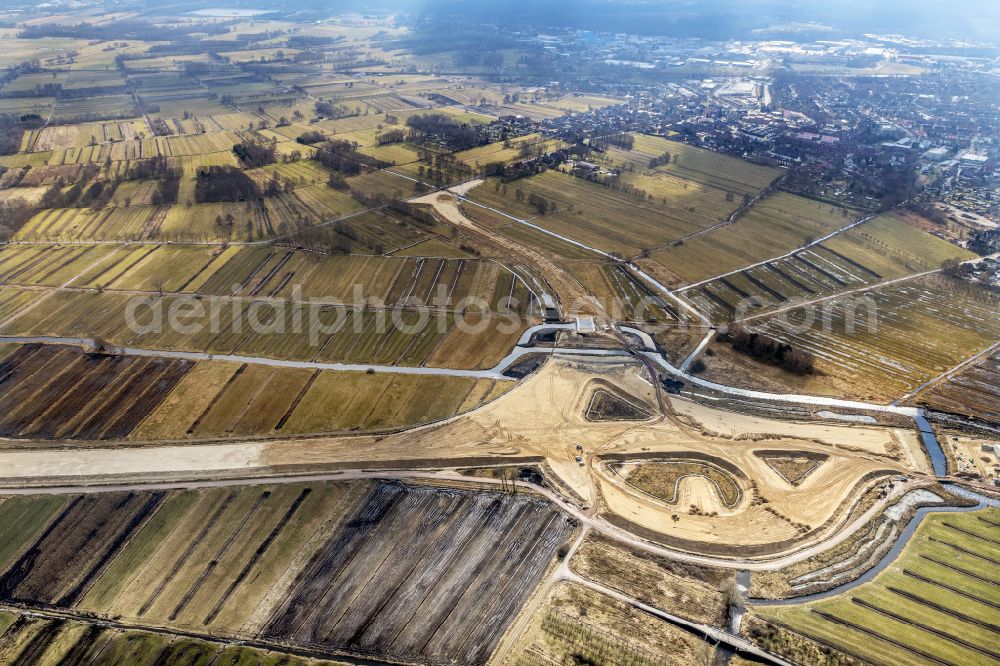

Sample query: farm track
[413,188,608,318]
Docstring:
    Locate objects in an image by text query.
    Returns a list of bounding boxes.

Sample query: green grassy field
[756,507,1000,666]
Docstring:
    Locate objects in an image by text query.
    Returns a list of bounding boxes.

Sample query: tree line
[722,325,815,375]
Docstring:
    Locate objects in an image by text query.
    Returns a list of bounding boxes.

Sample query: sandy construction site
[0,353,921,558]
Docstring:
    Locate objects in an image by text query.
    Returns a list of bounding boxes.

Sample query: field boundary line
[735,268,940,324]
[676,204,900,293]
[0,249,125,331]
[896,338,1000,404]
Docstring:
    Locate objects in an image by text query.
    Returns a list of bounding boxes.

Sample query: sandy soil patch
[670,395,898,455]
[446,178,483,197]
[677,475,726,515]
[0,442,265,478]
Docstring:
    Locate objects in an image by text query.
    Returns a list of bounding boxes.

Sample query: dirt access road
[410,187,607,320]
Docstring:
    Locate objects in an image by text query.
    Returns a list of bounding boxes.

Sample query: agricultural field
[17,206,164,241]
[135,360,513,439]
[0,241,531,305]
[21,119,148,151]
[452,133,567,168]
[0,244,537,375]
[911,348,1000,422]
[684,213,972,322]
[651,191,862,285]
[0,287,531,369]
[751,274,1000,400]
[561,260,686,322]
[465,170,736,258]
[0,613,349,666]
[510,582,715,666]
[49,94,139,123]
[599,133,781,197]
[0,481,575,665]
[569,536,729,625]
[754,507,1000,666]
[548,94,624,113]
[1,8,997,666]
[263,483,575,665]
[0,344,192,440]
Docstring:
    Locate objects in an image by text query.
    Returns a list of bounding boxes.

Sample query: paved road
[0,326,630,381]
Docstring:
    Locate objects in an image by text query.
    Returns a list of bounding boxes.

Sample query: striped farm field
[0,481,574,665]
[0,243,123,286]
[0,341,514,441]
[686,213,972,323]
[912,348,1000,422]
[133,359,514,439]
[755,507,1000,666]
[751,274,1000,400]
[602,133,782,196]
[16,206,165,241]
[0,285,533,369]
[465,170,729,258]
[651,192,862,284]
[0,344,193,440]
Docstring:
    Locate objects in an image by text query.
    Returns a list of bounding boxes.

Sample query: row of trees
[590,132,634,151]
[648,150,671,168]
[0,113,43,155]
[724,325,815,375]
